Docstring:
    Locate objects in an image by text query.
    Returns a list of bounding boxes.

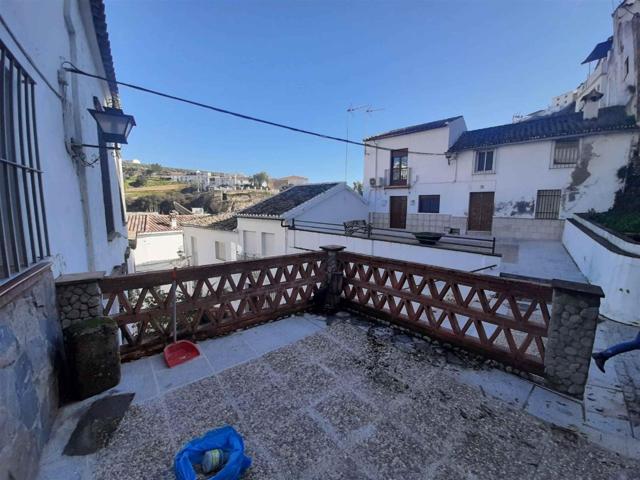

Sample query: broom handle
[172,268,177,343]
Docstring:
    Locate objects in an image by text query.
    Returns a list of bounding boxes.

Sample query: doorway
[389,196,407,229]
[467,192,494,231]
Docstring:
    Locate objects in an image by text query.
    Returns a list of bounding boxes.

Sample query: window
[261,232,276,257]
[535,189,562,219]
[418,195,440,213]
[214,241,226,261]
[389,149,408,185]
[553,139,579,166]
[474,150,494,173]
[0,42,50,282]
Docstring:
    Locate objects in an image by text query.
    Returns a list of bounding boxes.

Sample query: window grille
[553,139,579,166]
[0,40,49,281]
[535,189,562,219]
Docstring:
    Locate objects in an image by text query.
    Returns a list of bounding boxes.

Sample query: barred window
[553,139,579,166]
[0,41,49,281]
[535,189,562,219]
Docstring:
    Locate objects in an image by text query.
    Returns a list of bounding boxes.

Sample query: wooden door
[467,192,494,231]
[389,196,407,229]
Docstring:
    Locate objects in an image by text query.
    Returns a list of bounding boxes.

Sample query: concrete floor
[496,239,587,282]
[37,312,640,480]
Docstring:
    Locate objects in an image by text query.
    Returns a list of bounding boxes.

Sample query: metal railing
[288,219,496,255]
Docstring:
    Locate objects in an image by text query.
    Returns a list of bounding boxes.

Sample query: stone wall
[0,265,63,480]
[56,272,104,330]
[544,280,604,398]
[369,212,564,240]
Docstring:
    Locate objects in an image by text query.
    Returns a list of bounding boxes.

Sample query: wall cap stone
[551,279,604,298]
[55,272,105,286]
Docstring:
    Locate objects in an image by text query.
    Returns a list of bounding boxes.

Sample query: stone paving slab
[37,313,640,480]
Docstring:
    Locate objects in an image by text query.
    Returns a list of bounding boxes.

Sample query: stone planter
[66,317,120,400]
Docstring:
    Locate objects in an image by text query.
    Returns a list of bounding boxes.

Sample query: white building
[183,183,369,264]
[127,212,220,272]
[364,2,639,240]
[170,170,211,190]
[0,1,131,477]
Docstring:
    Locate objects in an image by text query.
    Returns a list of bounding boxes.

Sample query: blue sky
[106,0,613,183]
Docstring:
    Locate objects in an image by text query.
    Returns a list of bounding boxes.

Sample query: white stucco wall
[287,229,501,275]
[236,217,287,258]
[1,1,128,277]
[562,219,640,326]
[294,188,368,224]
[133,231,183,268]
[182,226,238,266]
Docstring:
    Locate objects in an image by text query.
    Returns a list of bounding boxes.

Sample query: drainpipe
[62,0,96,271]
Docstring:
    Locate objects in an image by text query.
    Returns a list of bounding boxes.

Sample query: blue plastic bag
[174,426,252,480]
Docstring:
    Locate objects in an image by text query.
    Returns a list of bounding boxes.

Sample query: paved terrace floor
[496,239,587,282]
[38,313,640,480]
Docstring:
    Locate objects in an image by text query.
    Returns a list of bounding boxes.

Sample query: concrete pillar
[544,279,604,398]
[55,272,105,331]
[319,245,346,312]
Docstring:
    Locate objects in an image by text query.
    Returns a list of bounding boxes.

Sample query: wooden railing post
[545,279,604,398]
[319,245,346,312]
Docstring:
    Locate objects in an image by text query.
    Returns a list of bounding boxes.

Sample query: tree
[251,171,269,188]
[130,175,148,188]
[352,181,363,195]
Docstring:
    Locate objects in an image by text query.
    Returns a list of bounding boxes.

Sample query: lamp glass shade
[89,107,136,144]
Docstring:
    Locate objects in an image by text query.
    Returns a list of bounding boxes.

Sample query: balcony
[36,250,637,479]
[384,167,411,188]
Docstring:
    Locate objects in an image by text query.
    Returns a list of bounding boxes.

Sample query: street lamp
[88,106,136,144]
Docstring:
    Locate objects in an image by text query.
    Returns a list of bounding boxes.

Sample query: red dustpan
[164,268,200,368]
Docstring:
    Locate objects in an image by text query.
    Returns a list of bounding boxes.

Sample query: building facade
[364,1,640,240]
[0,1,130,478]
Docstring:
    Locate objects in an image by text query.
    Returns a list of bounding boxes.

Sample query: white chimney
[581,89,604,120]
[169,212,178,229]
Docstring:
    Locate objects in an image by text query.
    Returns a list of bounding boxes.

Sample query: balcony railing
[99,252,326,361]
[384,167,411,187]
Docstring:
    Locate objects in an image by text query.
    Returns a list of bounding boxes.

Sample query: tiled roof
[448,106,638,152]
[89,0,118,100]
[238,183,339,217]
[127,213,221,235]
[364,116,463,141]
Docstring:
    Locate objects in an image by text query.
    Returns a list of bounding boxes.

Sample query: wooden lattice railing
[338,252,552,374]
[99,252,326,361]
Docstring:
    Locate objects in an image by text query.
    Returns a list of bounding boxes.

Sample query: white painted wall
[182,226,237,266]
[1,1,128,278]
[237,218,287,258]
[563,219,640,326]
[287,229,501,275]
[133,232,183,268]
[295,188,368,224]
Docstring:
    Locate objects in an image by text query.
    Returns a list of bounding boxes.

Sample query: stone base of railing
[544,280,604,398]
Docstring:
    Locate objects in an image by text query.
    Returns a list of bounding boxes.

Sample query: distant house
[127,212,221,271]
[364,2,639,240]
[182,182,368,264]
[270,175,309,190]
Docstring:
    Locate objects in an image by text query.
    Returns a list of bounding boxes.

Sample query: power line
[63,63,447,156]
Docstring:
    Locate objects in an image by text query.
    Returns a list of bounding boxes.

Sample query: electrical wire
[62,63,447,156]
